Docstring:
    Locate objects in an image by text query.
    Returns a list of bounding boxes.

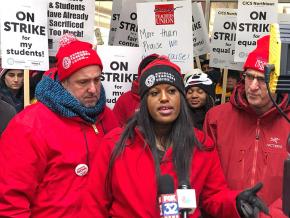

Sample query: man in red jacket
[204,35,290,217]
[0,34,119,217]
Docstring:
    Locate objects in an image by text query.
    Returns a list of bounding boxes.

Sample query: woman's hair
[204,95,215,112]
[106,91,203,193]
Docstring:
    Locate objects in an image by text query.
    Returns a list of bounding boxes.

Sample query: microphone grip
[180,210,188,218]
[179,183,190,218]
[264,64,274,84]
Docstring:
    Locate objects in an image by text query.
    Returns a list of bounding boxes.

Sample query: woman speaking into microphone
[84,56,268,218]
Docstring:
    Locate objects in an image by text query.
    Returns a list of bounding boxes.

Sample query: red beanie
[137,53,159,80]
[243,35,270,74]
[56,34,103,81]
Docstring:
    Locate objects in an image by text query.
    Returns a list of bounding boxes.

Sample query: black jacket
[0,96,16,135]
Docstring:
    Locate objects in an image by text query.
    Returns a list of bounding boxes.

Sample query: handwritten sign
[234,0,278,62]
[137,0,194,74]
[0,0,49,70]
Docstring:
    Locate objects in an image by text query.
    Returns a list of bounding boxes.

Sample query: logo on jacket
[266,137,282,149]
[270,137,280,144]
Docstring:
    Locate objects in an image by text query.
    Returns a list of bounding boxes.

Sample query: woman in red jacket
[86,57,268,218]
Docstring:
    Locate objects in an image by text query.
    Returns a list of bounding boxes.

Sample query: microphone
[176,181,196,218]
[158,174,179,218]
[282,133,290,217]
[268,23,290,94]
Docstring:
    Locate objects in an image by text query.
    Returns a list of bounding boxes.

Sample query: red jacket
[0,102,119,218]
[84,127,240,218]
[204,84,290,217]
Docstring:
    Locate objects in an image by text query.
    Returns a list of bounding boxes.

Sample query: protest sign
[97,46,143,108]
[234,0,278,62]
[113,0,139,47]
[47,0,95,56]
[113,0,157,47]
[278,13,290,24]
[0,0,49,71]
[210,8,243,71]
[192,2,210,57]
[108,0,122,45]
[137,0,194,74]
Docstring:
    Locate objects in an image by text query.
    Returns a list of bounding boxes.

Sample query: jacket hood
[0,69,8,79]
[43,67,58,79]
[0,69,24,80]
[0,69,9,85]
[130,80,141,101]
[230,82,290,116]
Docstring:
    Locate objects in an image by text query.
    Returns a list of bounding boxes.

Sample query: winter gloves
[236,183,269,218]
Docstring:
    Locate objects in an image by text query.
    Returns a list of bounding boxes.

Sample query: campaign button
[75,164,88,176]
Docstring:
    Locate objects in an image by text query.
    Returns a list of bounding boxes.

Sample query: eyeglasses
[243,72,265,84]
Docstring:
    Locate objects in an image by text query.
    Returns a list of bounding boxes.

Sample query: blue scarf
[35,75,106,124]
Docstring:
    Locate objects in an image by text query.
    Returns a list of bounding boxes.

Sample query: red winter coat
[0,102,119,218]
[84,127,241,218]
[204,84,290,218]
[113,81,140,126]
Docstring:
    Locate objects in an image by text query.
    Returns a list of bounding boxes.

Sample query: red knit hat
[131,54,159,95]
[243,35,270,73]
[137,53,159,80]
[56,34,103,81]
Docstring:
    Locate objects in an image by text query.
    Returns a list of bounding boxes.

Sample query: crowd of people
[0,33,289,218]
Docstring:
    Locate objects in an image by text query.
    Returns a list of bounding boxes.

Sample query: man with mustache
[0,34,119,217]
[204,35,290,217]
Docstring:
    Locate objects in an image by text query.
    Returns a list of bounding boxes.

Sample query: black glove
[236,183,269,218]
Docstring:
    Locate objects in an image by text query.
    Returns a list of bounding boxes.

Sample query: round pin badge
[62,56,71,69]
[75,164,89,176]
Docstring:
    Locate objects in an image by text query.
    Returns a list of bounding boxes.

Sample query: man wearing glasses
[204,35,290,218]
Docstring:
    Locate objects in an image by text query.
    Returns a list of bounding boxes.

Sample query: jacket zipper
[262,153,268,180]
[241,150,245,179]
[92,124,98,134]
[251,119,260,186]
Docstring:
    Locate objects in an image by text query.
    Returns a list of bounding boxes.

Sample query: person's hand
[236,183,269,218]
